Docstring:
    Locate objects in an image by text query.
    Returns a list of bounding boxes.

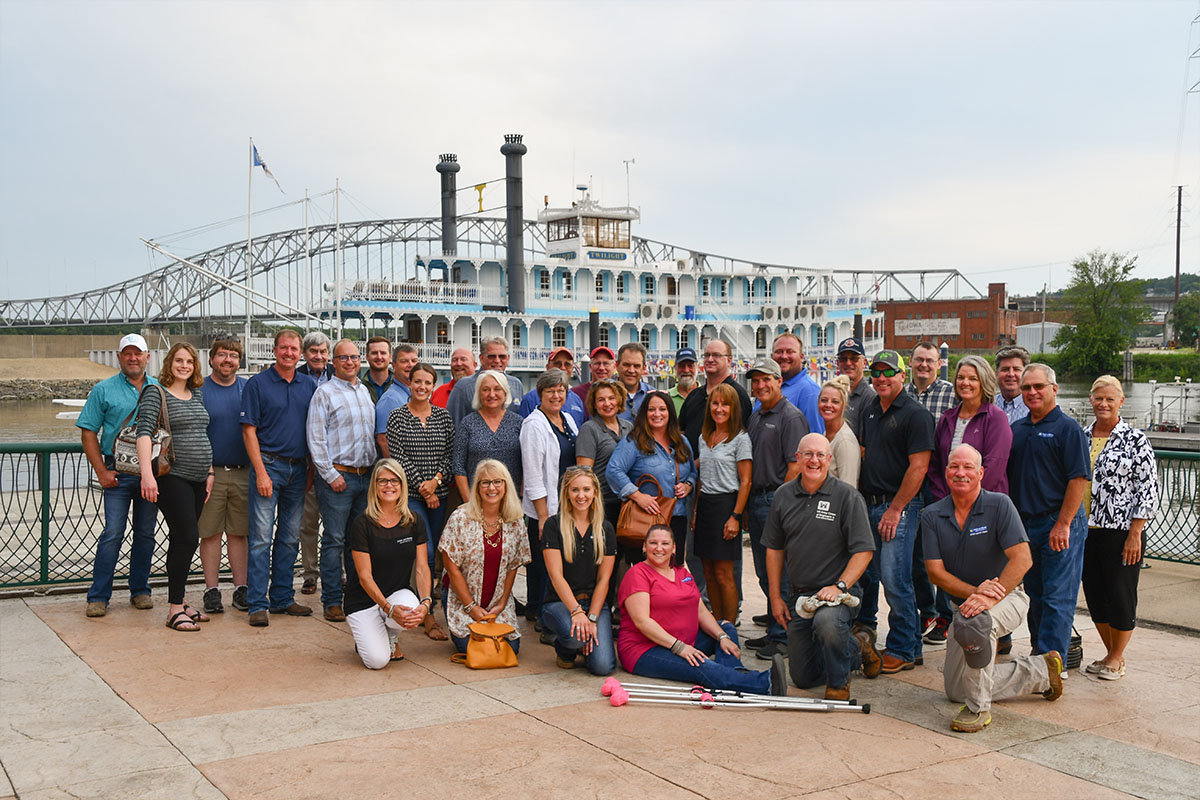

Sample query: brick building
[874,282,1018,351]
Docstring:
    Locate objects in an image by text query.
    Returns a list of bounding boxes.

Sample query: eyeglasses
[703,352,728,360]
[1021,382,1051,392]
[333,354,361,362]
[376,478,402,487]
[798,451,831,462]
[478,479,506,489]
[910,357,938,365]
[870,368,901,378]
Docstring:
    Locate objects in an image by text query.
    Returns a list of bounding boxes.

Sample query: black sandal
[183,605,210,623]
[165,611,200,632]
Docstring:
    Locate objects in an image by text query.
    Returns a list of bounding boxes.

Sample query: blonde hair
[556,466,606,565]
[159,342,204,389]
[1090,374,1124,397]
[820,374,851,412]
[365,459,416,527]
[955,355,999,405]
[462,459,523,523]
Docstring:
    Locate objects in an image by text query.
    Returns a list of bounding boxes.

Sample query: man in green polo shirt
[77,333,161,618]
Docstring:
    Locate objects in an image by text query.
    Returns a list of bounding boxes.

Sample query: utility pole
[623,158,635,208]
[1039,283,1047,354]
[1172,184,1182,347]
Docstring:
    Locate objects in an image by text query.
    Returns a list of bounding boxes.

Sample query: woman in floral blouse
[439,459,530,653]
[1081,375,1159,681]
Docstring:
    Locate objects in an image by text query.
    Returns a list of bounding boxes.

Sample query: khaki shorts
[198,466,250,539]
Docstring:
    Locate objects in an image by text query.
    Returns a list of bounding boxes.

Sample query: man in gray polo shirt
[922,444,1063,733]
[765,434,877,700]
[744,358,809,660]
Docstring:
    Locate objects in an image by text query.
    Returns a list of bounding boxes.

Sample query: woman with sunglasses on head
[606,391,697,566]
[386,361,454,641]
[137,342,212,633]
[694,383,751,625]
[439,460,530,654]
[343,459,432,668]
[618,524,786,694]
[576,380,632,529]
[819,374,860,487]
[541,465,617,673]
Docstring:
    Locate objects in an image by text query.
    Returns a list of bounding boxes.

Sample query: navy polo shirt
[1007,405,1091,518]
[859,389,934,497]
[921,489,1027,603]
[203,376,249,466]
[240,365,317,460]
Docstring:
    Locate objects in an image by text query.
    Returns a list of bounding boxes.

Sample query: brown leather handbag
[616,473,677,548]
[450,615,518,669]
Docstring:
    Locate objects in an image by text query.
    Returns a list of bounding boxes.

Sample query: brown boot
[825,684,850,702]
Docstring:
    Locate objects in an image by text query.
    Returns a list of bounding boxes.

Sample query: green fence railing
[0,442,1197,590]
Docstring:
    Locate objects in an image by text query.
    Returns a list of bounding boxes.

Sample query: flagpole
[334,178,342,340]
[245,137,254,360]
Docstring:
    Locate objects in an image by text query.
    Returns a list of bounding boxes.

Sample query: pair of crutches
[601,677,871,714]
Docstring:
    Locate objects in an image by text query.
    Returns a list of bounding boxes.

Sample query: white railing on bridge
[335,280,503,307]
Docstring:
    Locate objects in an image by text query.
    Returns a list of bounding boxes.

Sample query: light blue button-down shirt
[307,376,377,485]
[76,371,160,457]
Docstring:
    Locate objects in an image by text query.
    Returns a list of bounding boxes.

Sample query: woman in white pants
[344,458,433,669]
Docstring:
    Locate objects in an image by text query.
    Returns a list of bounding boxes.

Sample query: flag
[252,145,284,193]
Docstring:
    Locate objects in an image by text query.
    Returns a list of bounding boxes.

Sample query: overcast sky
[1,0,1197,304]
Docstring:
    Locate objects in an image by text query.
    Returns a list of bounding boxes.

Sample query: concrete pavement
[1,563,1198,799]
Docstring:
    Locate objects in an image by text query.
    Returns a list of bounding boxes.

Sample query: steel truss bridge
[0,216,985,329]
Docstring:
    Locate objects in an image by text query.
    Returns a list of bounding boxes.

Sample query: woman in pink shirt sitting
[618,525,786,694]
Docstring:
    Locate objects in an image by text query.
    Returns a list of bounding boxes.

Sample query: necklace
[482,518,502,548]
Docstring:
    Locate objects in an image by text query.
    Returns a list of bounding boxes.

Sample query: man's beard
[676,375,697,392]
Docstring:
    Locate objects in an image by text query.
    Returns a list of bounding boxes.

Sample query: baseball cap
[953,610,994,669]
[745,358,782,379]
[870,350,906,371]
[675,347,697,364]
[836,337,865,356]
[547,347,574,362]
[589,346,615,360]
[118,333,149,353]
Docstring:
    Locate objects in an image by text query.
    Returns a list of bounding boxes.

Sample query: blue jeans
[748,490,789,644]
[315,472,369,610]
[632,621,772,694]
[87,470,158,604]
[914,489,952,622]
[787,588,861,690]
[526,517,548,616]
[247,455,308,614]
[541,601,616,675]
[855,499,922,662]
[1023,511,1087,658]
[407,497,445,572]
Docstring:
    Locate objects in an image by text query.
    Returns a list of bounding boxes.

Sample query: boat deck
[2,561,1198,799]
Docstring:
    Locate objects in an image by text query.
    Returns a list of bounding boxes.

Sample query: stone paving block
[532,695,985,796]
[0,761,12,797]
[466,666,611,710]
[1089,703,1200,767]
[158,682,515,764]
[1005,730,1200,800]
[17,765,225,800]
[2,669,145,742]
[198,711,699,800]
[795,750,1137,799]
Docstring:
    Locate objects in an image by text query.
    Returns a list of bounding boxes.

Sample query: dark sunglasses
[870,368,901,378]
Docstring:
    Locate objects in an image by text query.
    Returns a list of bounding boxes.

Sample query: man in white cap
[923,443,1063,733]
[77,333,160,617]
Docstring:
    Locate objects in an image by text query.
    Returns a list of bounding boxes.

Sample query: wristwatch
[731,511,743,521]
[588,613,599,623]
[835,580,848,592]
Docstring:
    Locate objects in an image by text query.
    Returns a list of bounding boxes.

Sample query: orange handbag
[450,614,518,669]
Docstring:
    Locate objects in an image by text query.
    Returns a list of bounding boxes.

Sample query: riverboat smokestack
[501,134,527,314]
[436,154,460,257]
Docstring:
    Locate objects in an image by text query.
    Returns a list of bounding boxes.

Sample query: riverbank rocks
[0,379,101,401]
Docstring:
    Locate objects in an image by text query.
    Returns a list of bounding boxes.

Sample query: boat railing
[2,443,1195,590]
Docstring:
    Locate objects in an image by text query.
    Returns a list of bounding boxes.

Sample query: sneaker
[855,627,882,679]
[540,630,557,646]
[752,613,771,627]
[756,640,787,660]
[1042,651,1064,700]
[880,652,915,673]
[923,617,949,646]
[85,601,107,618]
[745,634,770,649]
[825,684,850,702]
[231,585,249,612]
[770,653,788,696]
[300,577,317,595]
[203,587,224,615]
[920,615,937,637]
[951,705,992,733]
[1097,660,1126,681]
[555,655,577,669]
[130,594,154,610]
[248,610,270,627]
[1085,659,1105,675]
[269,603,313,616]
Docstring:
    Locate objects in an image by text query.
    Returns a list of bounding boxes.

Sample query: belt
[865,494,894,506]
[333,463,371,475]
[213,464,249,470]
[262,452,306,465]
[751,485,778,494]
